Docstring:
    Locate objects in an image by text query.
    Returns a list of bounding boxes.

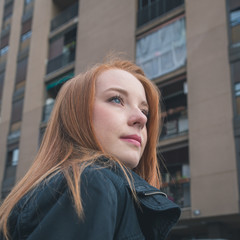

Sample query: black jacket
[5,162,180,240]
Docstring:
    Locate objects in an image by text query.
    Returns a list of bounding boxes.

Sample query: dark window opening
[43,71,74,123]
[233,61,240,115]
[230,7,240,46]
[229,0,240,11]
[137,0,184,27]
[0,72,5,100]
[11,98,24,124]
[1,146,19,199]
[3,2,14,20]
[160,146,190,208]
[51,1,79,31]
[15,58,28,84]
[47,28,76,74]
[159,79,188,139]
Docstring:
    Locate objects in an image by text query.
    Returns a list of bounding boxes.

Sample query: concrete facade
[0,0,240,239]
[186,0,239,217]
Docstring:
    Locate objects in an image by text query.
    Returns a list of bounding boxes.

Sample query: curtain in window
[136,17,186,79]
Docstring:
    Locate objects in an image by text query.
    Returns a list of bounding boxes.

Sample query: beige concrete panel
[75,0,136,73]
[1,0,23,122]
[189,119,235,176]
[185,0,239,216]
[191,171,239,217]
[17,107,42,178]
[0,122,9,198]
[187,25,231,105]
[0,0,4,30]
[0,0,23,195]
[17,0,52,179]
[185,0,228,39]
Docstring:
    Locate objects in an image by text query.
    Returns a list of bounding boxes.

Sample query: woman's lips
[120,135,141,147]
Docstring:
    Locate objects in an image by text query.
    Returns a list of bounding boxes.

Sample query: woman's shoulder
[82,161,127,187]
[16,159,128,212]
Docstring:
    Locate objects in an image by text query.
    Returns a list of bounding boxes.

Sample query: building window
[136,17,186,80]
[230,8,240,46]
[15,58,28,84]
[21,31,32,42]
[0,72,5,101]
[0,33,10,56]
[160,79,188,139]
[233,61,240,115]
[8,148,19,166]
[161,146,190,208]
[0,46,9,56]
[11,98,24,124]
[1,146,19,199]
[3,2,14,20]
[43,71,74,123]
[137,0,184,27]
[47,27,76,74]
[25,0,33,5]
[50,2,79,31]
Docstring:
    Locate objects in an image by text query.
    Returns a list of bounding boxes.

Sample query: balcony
[50,2,78,32]
[46,49,75,74]
[161,107,188,139]
[162,178,190,208]
[137,0,184,27]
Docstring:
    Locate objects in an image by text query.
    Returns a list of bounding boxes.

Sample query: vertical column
[185,0,239,216]
[16,0,52,179]
[0,0,23,196]
[75,0,136,73]
[0,0,4,30]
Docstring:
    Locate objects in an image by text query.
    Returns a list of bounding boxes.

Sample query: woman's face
[92,69,148,169]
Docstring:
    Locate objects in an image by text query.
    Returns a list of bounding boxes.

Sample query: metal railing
[161,178,190,208]
[137,0,184,27]
[46,49,75,74]
[50,2,79,31]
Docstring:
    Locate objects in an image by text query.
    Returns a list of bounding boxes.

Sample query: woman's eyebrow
[141,101,149,109]
[104,87,128,96]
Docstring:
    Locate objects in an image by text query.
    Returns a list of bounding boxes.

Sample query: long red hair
[0,59,162,239]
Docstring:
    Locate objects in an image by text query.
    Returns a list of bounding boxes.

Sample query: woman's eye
[142,109,149,119]
[109,96,123,105]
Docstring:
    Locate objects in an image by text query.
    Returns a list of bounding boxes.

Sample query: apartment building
[0,0,239,239]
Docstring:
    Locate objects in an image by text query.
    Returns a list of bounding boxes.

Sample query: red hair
[0,59,162,239]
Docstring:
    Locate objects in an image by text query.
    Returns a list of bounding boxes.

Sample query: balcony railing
[137,0,184,27]
[46,49,75,74]
[161,109,188,139]
[50,2,78,31]
[162,178,190,208]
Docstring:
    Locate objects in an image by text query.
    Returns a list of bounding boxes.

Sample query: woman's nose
[127,108,147,129]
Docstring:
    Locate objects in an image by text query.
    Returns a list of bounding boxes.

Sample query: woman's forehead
[95,69,146,96]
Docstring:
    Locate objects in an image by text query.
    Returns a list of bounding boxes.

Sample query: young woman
[0,59,180,240]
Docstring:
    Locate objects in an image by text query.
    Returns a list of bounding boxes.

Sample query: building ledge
[136,5,185,37]
[49,17,78,39]
[45,62,75,83]
[158,133,188,152]
[153,66,186,86]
